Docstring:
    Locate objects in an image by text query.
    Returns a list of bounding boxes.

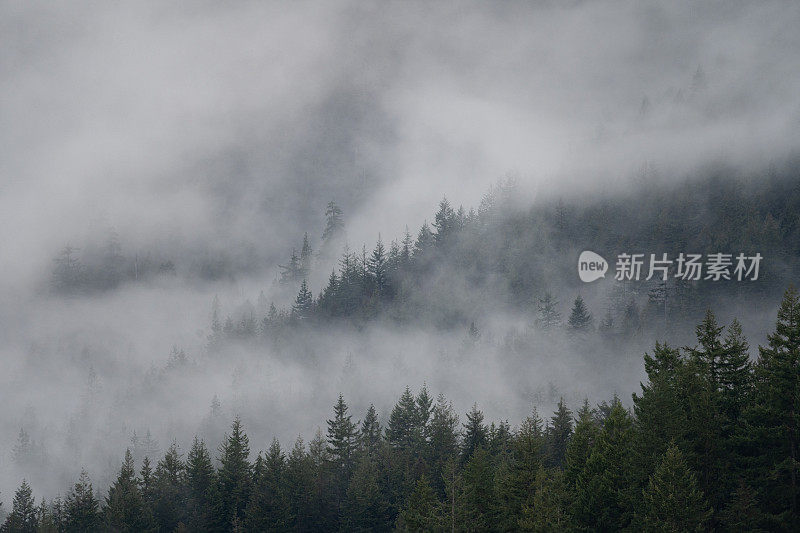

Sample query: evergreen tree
[536,293,561,330]
[359,404,382,457]
[564,399,599,489]
[279,249,302,285]
[214,417,252,530]
[341,457,390,531]
[741,286,800,528]
[639,443,712,532]
[63,471,100,532]
[104,449,152,532]
[426,394,460,494]
[2,480,38,533]
[519,468,571,532]
[185,437,215,532]
[572,399,635,531]
[459,447,496,530]
[547,398,573,467]
[368,236,388,296]
[386,387,419,451]
[462,404,488,464]
[398,474,441,532]
[245,439,291,531]
[322,201,345,245]
[567,295,593,332]
[433,197,457,247]
[292,279,313,319]
[152,442,186,532]
[300,232,312,278]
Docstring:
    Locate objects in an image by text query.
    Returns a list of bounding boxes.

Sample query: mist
[2,0,800,508]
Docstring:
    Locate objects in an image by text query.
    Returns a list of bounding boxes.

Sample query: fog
[2,0,800,502]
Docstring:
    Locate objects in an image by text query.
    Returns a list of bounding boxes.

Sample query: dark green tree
[462,404,488,464]
[214,417,252,530]
[2,480,38,533]
[638,443,712,532]
[104,449,152,532]
[63,471,100,532]
[547,398,573,467]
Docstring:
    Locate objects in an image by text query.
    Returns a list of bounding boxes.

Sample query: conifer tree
[398,474,441,531]
[292,279,313,319]
[368,236,388,296]
[245,439,291,531]
[359,404,382,457]
[567,295,593,332]
[104,449,152,532]
[326,394,358,480]
[322,201,344,245]
[63,471,100,532]
[300,232,312,278]
[564,399,599,489]
[536,292,561,330]
[519,468,571,532]
[742,286,800,527]
[462,404,488,464]
[153,442,185,531]
[639,443,712,532]
[572,400,635,531]
[214,417,252,530]
[341,457,390,531]
[185,437,215,531]
[2,480,38,533]
[386,387,418,451]
[547,398,573,467]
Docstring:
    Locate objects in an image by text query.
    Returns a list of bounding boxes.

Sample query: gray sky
[2,1,800,292]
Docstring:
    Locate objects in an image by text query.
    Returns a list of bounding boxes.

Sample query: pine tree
[639,443,712,532]
[536,292,561,330]
[2,480,38,533]
[63,471,100,532]
[547,398,573,467]
[292,279,313,319]
[426,394,460,494]
[104,449,152,532]
[564,399,599,489]
[279,249,302,285]
[185,437,215,532]
[214,417,252,530]
[567,295,593,332]
[519,468,571,532]
[433,197,456,247]
[326,394,358,476]
[460,447,496,530]
[153,442,186,531]
[398,474,441,531]
[413,222,434,260]
[245,439,291,531]
[462,404,488,464]
[572,399,635,531]
[386,387,418,451]
[741,286,800,527]
[368,236,388,296]
[341,457,390,531]
[322,201,344,245]
[300,232,312,278]
[360,404,382,457]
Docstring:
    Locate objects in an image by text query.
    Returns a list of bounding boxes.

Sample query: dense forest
[2,287,799,531]
[202,166,800,351]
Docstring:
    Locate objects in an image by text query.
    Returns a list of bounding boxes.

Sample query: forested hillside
[209,165,800,348]
[3,287,799,531]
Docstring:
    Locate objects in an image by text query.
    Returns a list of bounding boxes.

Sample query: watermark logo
[578,251,608,282]
[578,251,763,282]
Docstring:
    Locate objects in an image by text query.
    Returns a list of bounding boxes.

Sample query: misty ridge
[2,1,800,532]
